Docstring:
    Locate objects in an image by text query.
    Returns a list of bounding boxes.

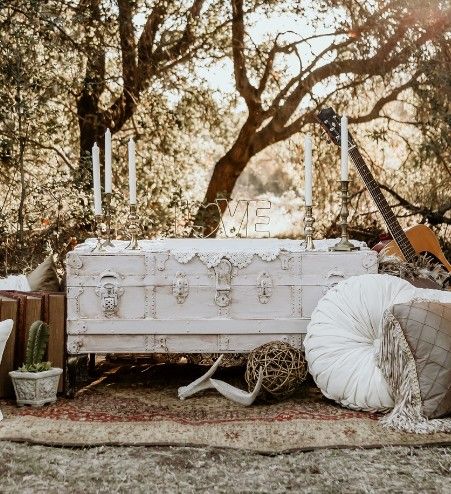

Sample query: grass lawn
[0,442,449,493]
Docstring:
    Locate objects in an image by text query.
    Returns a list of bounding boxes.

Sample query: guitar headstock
[316,108,356,148]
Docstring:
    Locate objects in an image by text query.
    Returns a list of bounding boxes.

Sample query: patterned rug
[0,363,449,453]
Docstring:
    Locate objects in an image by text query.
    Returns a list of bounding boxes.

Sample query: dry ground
[0,442,449,493]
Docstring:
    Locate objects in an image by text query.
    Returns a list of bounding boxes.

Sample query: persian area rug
[0,363,449,453]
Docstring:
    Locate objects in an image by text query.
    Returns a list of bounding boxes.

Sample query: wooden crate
[0,296,18,397]
[0,291,66,396]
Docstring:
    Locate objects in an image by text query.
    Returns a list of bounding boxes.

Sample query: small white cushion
[304,274,417,411]
[0,319,14,422]
[0,274,31,291]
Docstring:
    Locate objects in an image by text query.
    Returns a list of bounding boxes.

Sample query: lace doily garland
[172,250,281,269]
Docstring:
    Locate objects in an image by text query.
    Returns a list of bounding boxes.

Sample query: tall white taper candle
[128,137,137,205]
[92,143,102,215]
[105,128,112,193]
[340,115,348,181]
[304,135,313,206]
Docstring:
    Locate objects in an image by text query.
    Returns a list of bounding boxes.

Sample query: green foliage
[20,320,51,373]
[0,0,449,271]
[18,362,52,373]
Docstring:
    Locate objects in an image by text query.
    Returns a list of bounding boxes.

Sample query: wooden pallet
[0,291,66,397]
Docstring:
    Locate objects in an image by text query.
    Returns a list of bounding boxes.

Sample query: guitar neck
[348,146,417,262]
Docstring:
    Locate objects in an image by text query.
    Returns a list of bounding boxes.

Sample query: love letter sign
[173,199,272,238]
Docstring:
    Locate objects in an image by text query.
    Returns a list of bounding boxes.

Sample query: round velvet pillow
[304,274,416,412]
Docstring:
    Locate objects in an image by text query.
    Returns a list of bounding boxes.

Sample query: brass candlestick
[92,214,105,252]
[330,180,359,252]
[125,203,140,250]
[103,192,115,247]
[304,205,315,250]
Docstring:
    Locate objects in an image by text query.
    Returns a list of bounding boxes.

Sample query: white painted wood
[76,286,147,320]
[66,239,378,354]
[67,318,310,334]
[67,333,306,354]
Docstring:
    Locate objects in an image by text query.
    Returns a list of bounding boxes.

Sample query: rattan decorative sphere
[245,341,307,400]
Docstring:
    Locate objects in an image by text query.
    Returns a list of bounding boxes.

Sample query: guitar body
[382,224,451,272]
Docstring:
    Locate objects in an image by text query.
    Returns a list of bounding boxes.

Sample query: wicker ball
[245,341,307,400]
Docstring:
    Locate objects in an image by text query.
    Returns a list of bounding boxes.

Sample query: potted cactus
[9,320,63,406]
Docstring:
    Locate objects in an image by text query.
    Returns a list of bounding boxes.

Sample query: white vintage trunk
[66,239,377,354]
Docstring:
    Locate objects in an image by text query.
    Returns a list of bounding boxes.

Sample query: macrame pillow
[304,274,417,412]
[379,297,451,433]
[0,319,14,421]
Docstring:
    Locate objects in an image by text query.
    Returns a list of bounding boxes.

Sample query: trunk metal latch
[213,258,233,307]
[173,272,189,304]
[95,270,124,317]
[257,272,273,304]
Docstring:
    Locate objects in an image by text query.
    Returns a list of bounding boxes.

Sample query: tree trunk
[193,150,248,237]
[192,115,266,237]
[76,93,106,187]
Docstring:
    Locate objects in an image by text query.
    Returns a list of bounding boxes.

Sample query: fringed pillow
[379,298,451,433]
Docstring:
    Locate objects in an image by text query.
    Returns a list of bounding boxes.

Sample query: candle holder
[125,204,141,250]
[102,192,115,247]
[303,205,315,251]
[92,215,106,252]
[330,180,360,252]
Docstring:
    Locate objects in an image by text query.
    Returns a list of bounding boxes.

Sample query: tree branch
[231,0,260,110]
[164,0,204,60]
[76,0,106,160]
[105,0,138,131]
[137,3,167,90]
[250,10,451,155]
[350,74,420,124]
[379,183,451,225]
[78,0,105,100]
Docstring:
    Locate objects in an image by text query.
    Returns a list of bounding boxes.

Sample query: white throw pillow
[0,274,31,291]
[0,319,14,422]
[304,274,417,412]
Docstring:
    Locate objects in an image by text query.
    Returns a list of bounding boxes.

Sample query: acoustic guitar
[316,107,451,273]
